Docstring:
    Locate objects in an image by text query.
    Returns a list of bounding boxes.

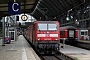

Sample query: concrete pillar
[2,17,5,46]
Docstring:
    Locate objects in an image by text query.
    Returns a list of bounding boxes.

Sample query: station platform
[77,40,90,43]
[0,35,40,60]
[60,43,90,60]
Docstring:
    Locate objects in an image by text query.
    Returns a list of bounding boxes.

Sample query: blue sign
[8,2,20,14]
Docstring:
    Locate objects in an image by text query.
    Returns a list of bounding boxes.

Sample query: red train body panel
[24,21,60,53]
[60,26,78,43]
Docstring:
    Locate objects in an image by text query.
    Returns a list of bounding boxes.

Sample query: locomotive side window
[48,24,57,30]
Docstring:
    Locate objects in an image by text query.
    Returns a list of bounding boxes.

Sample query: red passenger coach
[26,21,60,54]
[60,26,78,43]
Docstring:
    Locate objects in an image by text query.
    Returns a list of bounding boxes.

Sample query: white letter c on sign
[12,3,19,12]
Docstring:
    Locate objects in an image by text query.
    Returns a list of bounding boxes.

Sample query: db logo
[46,34,50,37]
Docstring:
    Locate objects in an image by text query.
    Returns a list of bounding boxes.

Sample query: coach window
[33,24,35,31]
[81,32,84,35]
[85,31,88,35]
[60,31,64,36]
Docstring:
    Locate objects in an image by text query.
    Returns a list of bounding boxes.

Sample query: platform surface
[60,43,90,60]
[0,35,40,60]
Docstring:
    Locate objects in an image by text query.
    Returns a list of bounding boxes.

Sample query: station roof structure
[0,0,88,20]
[0,0,38,18]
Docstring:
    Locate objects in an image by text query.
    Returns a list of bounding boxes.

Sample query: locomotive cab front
[35,21,60,53]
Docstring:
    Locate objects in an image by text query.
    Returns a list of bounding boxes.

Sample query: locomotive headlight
[38,38,40,40]
[55,38,58,40]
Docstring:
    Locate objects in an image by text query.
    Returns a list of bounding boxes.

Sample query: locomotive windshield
[48,24,57,30]
[38,24,47,30]
[38,23,58,30]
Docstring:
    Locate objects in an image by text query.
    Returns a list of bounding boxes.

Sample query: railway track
[39,52,74,60]
[40,55,61,60]
[25,36,74,60]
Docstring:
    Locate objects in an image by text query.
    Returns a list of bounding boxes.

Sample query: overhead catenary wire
[54,0,86,19]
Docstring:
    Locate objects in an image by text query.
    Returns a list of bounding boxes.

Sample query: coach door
[68,29,75,39]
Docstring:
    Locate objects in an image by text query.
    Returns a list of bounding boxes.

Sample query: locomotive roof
[78,28,88,30]
[60,26,76,29]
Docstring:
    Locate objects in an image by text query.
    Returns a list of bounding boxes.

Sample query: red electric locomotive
[60,26,78,43]
[25,21,60,54]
